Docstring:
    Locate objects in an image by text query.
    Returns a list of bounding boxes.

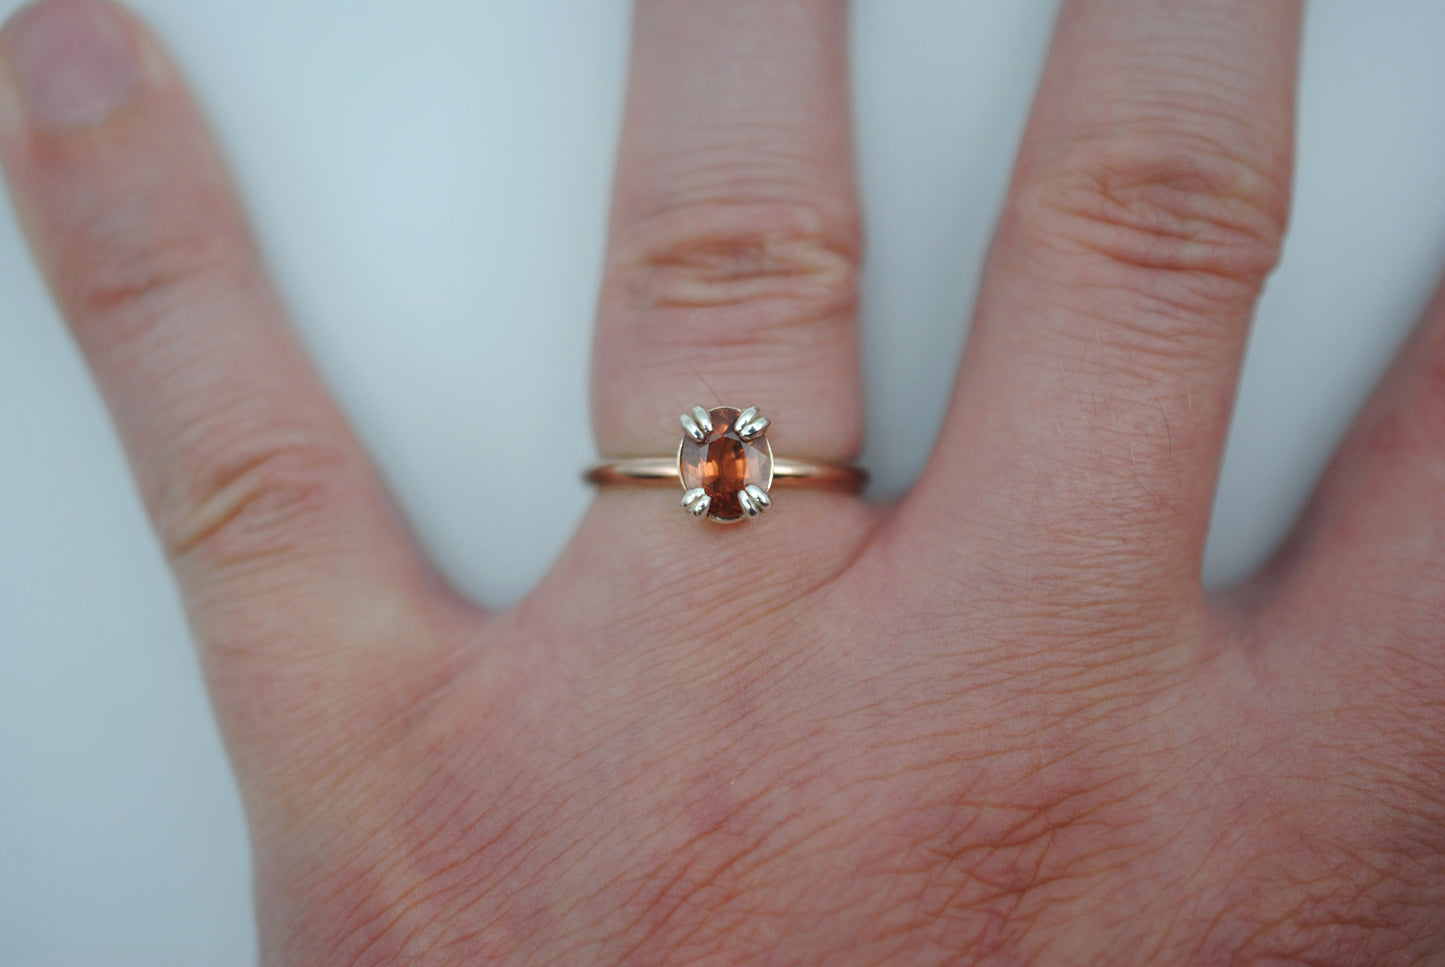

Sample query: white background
[3,2,1445,963]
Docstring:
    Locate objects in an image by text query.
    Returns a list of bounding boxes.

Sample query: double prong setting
[681,487,710,517]
[737,483,771,518]
[680,405,713,444]
[677,404,774,523]
[734,406,769,441]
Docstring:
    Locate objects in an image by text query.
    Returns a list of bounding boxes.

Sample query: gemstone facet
[678,406,772,522]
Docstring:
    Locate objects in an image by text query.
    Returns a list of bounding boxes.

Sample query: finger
[0,0,464,765]
[591,0,861,463]
[1250,279,1445,694]
[898,0,1301,602]
[1239,287,1445,864]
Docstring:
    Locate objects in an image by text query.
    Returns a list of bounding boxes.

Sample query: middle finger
[900,0,1302,604]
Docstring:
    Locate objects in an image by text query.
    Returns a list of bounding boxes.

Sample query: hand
[4,0,1440,963]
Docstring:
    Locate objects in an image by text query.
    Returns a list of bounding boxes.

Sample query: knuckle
[158,427,356,569]
[1221,833,1443,965]
[1010,131,1289,302]
[602,200,860,348]
[1199,696,1445,966]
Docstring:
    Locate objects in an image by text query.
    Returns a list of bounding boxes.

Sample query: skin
[2,0,1442,963]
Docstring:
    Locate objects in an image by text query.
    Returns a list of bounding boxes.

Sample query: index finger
[0,0,469,773]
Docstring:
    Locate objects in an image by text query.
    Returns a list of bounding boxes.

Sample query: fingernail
[0,0,139,129]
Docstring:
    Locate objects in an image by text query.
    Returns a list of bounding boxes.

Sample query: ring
[585,404,868,523]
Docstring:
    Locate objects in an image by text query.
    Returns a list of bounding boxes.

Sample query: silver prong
[734,406,759,434]
[744,483,771,511]
[738,488,760,518]
[680,413,706,443]
[690,405,713,435]
[682,489,710,517]
[738,414,770,440]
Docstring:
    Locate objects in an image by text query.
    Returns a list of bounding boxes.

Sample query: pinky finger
[1252,276,1445,699]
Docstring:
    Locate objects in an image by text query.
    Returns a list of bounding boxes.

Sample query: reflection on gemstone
[679,406,772,521]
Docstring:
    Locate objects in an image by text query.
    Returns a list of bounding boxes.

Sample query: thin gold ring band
[585,457,867,492]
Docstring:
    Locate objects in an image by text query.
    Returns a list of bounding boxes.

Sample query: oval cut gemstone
[679,406,772,520]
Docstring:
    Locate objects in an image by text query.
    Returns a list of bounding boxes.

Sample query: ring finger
[591,0,862,466]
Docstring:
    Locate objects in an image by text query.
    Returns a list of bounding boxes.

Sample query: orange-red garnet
[680,406,772,521]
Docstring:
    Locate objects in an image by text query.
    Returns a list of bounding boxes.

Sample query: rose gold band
[585,457,867,492]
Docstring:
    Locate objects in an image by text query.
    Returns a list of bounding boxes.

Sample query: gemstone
[679,406,772,521]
